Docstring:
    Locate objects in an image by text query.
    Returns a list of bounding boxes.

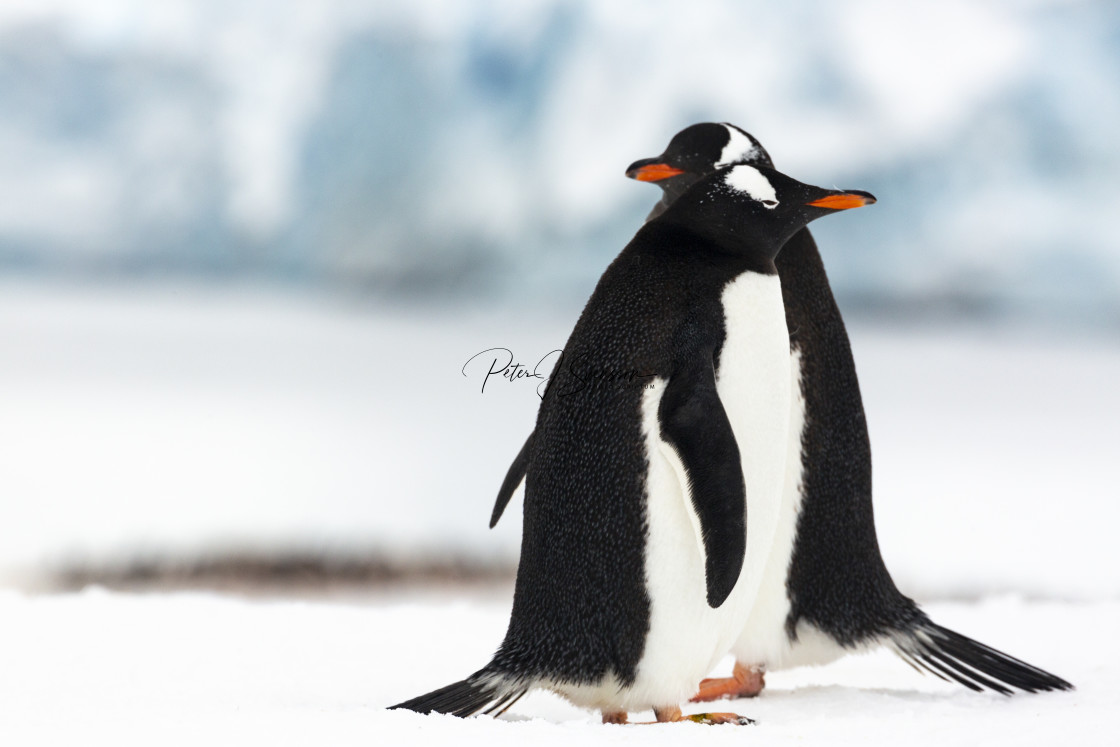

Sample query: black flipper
[489,433,532,528]
[390,672,529,718]
[890,620,1073,694]
[657,352,746,608]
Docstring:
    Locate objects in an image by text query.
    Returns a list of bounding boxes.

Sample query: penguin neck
[657,189,790,258]
[645,178,701,222]
[637,219,778,278]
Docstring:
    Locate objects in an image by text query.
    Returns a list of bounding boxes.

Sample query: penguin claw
[685,712,756,726]
[690,662,766,702]
[649,705,755,726]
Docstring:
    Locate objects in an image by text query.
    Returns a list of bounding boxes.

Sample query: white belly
[598,271,791,711]
[731,346,850,670]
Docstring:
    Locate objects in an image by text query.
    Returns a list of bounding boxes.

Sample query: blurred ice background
[1,0,1118,601]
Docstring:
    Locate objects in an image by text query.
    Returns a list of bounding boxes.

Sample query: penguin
[393,163,876,724]
[491,122,1072,698]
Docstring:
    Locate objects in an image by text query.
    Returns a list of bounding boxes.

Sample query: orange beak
[630,163,687,182]
[805,193,876,210]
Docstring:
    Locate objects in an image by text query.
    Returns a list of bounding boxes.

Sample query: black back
[776,228,922,642]
[779,208,1068,693]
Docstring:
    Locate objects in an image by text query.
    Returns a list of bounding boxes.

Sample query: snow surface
[2,282,1119,603]
[0,588,1112,746]
[1,283,1115,743]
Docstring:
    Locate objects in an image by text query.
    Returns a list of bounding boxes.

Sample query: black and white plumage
[493,122,1071,698]
[394,163,876,722]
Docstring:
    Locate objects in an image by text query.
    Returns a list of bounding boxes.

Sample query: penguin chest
[628,271,791,709]
[711,272,794,626]
[731,346,853,670]
[732,346,814,666]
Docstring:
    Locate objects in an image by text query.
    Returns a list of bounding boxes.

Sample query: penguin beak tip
[806,192,876,210]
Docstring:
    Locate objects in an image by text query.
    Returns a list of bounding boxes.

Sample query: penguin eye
[760,199,778,209]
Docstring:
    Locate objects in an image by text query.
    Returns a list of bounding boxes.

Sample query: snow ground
[1,284,1116,744]
[0,588,1112,746]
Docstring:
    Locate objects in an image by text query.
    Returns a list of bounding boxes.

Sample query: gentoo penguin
[393,163,876,724]
[491,122,1072,698]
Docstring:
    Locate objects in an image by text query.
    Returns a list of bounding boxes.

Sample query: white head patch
[724,165,779,208]
[715,124,760,168]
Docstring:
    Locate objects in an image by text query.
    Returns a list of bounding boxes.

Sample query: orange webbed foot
[691,661,766,702]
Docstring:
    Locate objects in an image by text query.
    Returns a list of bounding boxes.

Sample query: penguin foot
[601,711,628,724]
[690,661,765,702]
[684,712,756,726]
[650,705,755,726]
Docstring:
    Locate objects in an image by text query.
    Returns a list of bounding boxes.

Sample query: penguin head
[625,123,774,212]
[657,163,876,260]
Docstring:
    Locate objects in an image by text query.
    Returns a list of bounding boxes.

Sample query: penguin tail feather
[390,671,529,718]
[889,621,1073,695]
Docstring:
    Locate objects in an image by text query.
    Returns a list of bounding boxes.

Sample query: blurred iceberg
[0,0,1118,316]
